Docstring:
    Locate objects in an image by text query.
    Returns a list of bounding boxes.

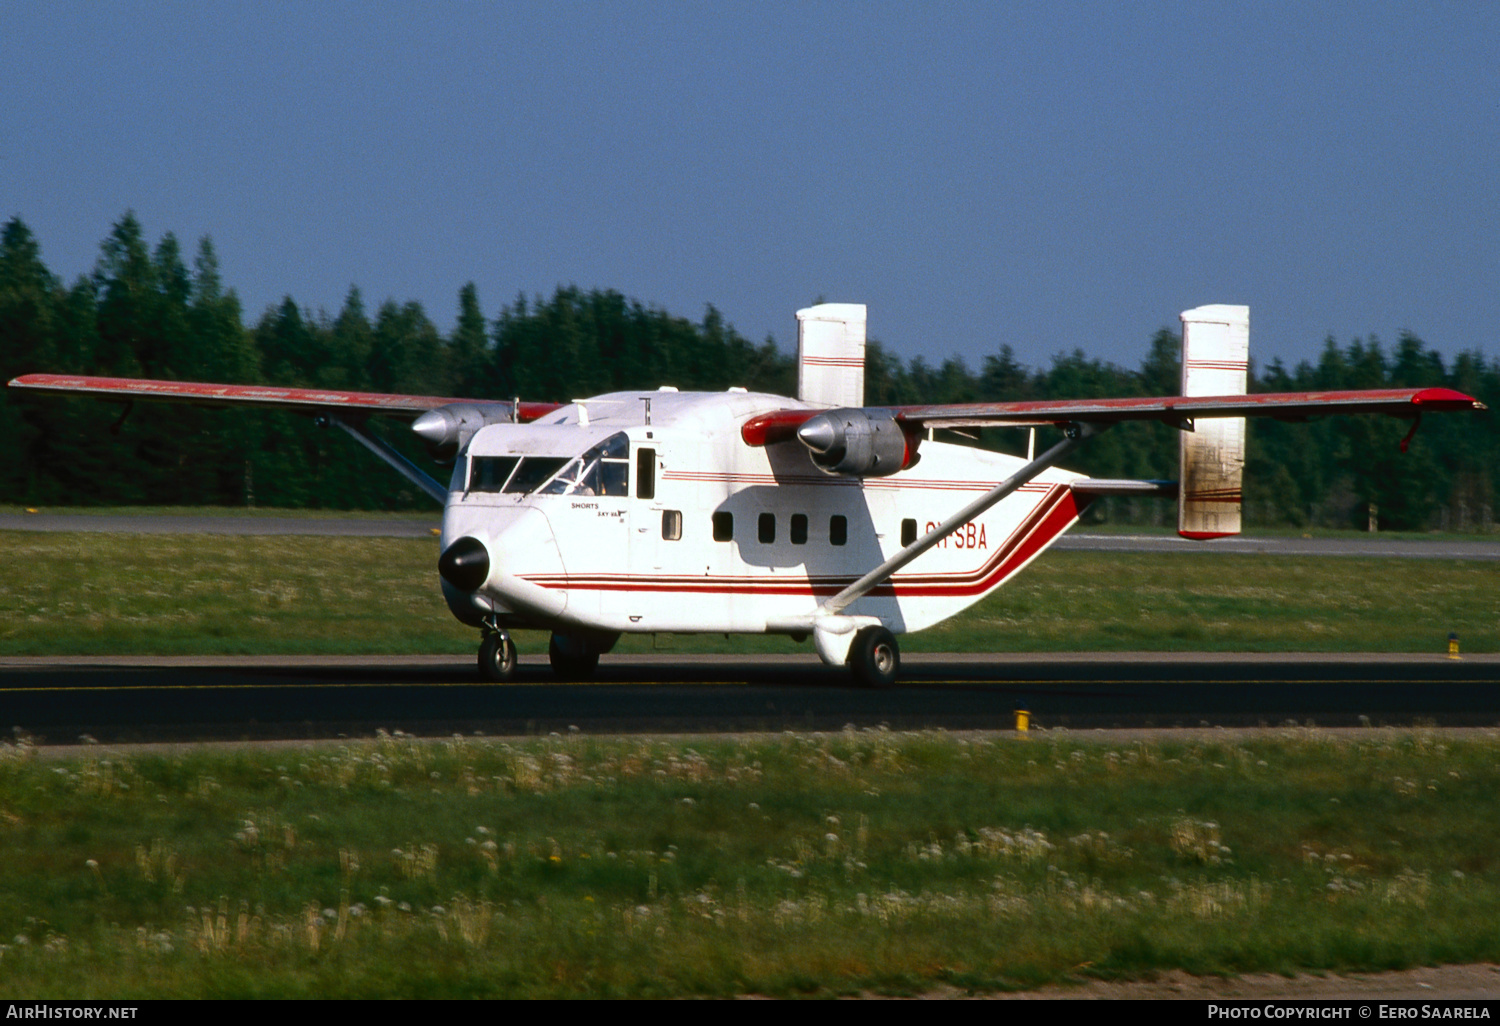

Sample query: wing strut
[319,414,448,505]
[818,422,1103,616]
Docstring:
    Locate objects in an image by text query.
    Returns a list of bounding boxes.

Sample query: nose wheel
[478,630,518,683]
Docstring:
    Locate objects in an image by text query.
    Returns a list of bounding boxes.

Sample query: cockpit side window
[539,432,631,497]
[596,433,630,496]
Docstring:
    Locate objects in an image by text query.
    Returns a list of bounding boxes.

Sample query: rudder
[797,303,866,408]
[1178,304,1248,539]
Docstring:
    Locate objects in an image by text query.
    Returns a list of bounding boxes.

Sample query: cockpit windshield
[503,457,569,494]
[466,432,631,497]
[468,456,519,492]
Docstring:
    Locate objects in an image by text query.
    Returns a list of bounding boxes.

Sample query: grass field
[1,530,1495,656]
[2,521,1498,996]
[1,729,1498,998]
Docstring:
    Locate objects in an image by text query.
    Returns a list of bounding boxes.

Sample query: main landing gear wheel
[848,626,900,689]
[478,631,517,683]
[549,632,601,680]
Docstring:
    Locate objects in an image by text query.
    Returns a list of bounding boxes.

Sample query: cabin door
[630,445,665,571]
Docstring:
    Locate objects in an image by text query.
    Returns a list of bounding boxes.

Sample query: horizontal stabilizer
[1070,478,1178,497]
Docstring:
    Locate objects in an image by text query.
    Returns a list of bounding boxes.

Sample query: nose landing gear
[477,617,517,683]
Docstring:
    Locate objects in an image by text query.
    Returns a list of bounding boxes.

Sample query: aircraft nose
[438,536,491,592]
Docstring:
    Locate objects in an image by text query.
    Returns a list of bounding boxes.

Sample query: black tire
[848,626,900,688]
[478,632,517,683]
[548,632,600,680]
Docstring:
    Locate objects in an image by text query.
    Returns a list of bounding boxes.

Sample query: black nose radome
[438,537,491,592]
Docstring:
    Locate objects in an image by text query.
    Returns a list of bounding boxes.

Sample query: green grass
[0,505,438,520]
[909,551,1499,654]
[0,532,472,656]
[1071,520,1500,541]
[1,730,1498,997]
[2,530,1495,656]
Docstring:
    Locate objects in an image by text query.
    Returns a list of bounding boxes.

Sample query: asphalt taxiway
[3,652,1497,746]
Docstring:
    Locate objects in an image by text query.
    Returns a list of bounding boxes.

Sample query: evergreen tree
[187,238,257,504]
[978,345,1032,401]
[449,282,490,396]
[329,287,373,391]
[0,218,64,495]
[92,213,155,378]
[370,299,443,395]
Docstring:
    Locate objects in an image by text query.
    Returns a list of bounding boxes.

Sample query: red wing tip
[1178,531,1238,541]
[1412,387,1486,410]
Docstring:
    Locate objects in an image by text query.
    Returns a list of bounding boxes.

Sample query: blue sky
[4,1,1496,379]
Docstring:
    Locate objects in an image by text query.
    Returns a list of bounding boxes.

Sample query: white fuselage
[439,389,1089,639]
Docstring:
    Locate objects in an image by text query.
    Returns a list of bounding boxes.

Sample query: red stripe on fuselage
[520,485,1085,601]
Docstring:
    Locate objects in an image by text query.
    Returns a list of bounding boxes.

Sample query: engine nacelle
[411,403,517,461]
[796,408,919,477]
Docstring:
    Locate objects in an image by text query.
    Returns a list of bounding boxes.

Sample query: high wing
[740,387,1486,445]
[6,373,563,503]
[896,386,1488,427]
[6,373,562,420]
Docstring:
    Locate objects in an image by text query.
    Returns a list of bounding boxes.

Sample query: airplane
[8,304,1486,687]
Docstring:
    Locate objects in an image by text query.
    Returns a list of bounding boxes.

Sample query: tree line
[2,214,1495,529]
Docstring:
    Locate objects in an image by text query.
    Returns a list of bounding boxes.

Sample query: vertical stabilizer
[1178,304,1248,539]
[797,303,866,407]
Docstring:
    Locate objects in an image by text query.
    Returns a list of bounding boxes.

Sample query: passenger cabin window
[662,509,682,541]
[790,513,808,545]
[758,513,775,544]
[901,518,918,547]
[712,511,733,542]
[636,447,656,500]
[541,432,630,497]
[829,515,847,546]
